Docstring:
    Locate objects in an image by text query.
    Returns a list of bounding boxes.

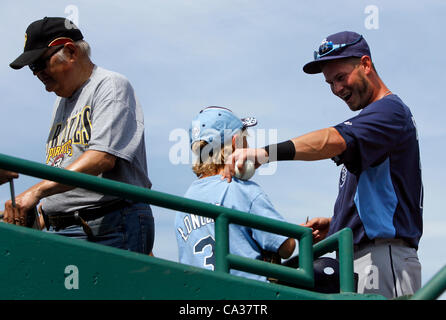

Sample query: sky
[0,0,445,299]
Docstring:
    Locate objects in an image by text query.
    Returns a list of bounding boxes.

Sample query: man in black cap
[5,17,154,255]
[223,31,423,298]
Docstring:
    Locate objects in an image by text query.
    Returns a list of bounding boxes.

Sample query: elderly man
[5,17,154,254]
[224,31,423,298]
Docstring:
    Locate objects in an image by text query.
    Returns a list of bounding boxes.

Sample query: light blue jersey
[175,175,288,282]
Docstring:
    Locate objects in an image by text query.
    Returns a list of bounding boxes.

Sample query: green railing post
[298,225,314,284]
[337,228,355,293]
[411,266,446,300]
[214,215,230,273]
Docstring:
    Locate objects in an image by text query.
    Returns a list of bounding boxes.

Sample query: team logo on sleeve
[339,166,347,188]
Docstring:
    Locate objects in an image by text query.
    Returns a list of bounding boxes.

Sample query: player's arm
[289,127,347,161]
[3,150,116,225]
[223,127,346,182]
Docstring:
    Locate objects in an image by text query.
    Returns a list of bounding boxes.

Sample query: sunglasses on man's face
[313,35,363,60]
[29,45,64,73]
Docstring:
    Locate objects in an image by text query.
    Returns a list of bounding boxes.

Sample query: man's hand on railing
[0,169,18,185]
[2,150,117,227]
[3,188,40,226]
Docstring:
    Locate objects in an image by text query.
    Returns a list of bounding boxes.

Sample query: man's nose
[332,81,344,96]
[32,69,44,77]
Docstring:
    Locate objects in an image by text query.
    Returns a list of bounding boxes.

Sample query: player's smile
[322,59,371,111]
[340,89,357,109]
[341,92,352,103]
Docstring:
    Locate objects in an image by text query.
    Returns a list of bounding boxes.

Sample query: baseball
[234,159,256,181]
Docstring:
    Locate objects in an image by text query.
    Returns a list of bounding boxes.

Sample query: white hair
[54,40,91,62]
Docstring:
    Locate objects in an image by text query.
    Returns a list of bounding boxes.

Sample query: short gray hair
[54,40,91,62]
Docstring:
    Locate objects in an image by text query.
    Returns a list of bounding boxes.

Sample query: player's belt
[354,238,412,251]
[45,199,131,235]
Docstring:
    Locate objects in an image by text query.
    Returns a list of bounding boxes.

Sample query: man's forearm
[31,150,117,200]
[262,127,346,163]
[291,127,346,161]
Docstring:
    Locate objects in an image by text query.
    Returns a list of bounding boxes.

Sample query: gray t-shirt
[42,66,151,215]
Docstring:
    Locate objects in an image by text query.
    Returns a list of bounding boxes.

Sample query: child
[175,106,295,282]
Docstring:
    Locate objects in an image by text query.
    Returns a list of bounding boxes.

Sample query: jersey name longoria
[177,213,215,241]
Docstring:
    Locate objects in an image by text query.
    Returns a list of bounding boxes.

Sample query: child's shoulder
[229,178,266,199]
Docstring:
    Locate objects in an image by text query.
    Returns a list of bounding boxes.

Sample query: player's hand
[222,148,268,182]
[301,217,331,243]
[3,189,40,226]
[0,169,18,185]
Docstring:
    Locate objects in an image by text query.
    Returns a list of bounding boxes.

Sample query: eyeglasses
[313,35,363,60]
[29,45,64,73]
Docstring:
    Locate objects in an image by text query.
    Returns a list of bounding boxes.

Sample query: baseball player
[224,31,423,298]
[175,106,295,282]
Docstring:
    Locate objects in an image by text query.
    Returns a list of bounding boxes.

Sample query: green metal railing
[411,266,446,300]
[2,152,445,299]
[214,212,314,288]
[0,152,314,289]
[10,152,446,297]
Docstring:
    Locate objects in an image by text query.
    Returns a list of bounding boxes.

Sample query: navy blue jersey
[329,94,423,249]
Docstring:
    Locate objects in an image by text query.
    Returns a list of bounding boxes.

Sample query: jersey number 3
[193,235,216,270]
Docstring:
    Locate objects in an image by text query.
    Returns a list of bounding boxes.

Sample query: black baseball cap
[10,17,83,70]
[303,31,371,74]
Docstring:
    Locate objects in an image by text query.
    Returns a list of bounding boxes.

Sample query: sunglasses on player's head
[313,35,363,60]
[29,45,64,73]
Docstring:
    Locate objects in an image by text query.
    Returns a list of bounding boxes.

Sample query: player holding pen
[223,31,423,298]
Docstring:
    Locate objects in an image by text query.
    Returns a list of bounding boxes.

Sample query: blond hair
[191,129,248,178]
